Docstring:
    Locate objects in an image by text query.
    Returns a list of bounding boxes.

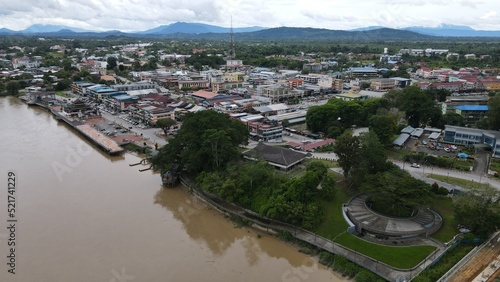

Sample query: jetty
[129,158,153,171]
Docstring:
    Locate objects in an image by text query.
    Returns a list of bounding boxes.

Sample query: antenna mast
[229,16,235,60]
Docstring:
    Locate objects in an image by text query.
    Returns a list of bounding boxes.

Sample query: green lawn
[490,159,500,174]
[430,196,457,243]
[316,180,351,240]
[283,165,307,179]
[427,173,491,189]
[307,158,338,168]
[56,92,71,98]
[334,233,437,269]
[387,148,408,161]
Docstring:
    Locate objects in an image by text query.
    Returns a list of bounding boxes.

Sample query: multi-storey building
[71,81,95,95]
[245,120,283,142]
[260,84,290,103]
[370,78,396,91]
[454,105,488,126]
[443,125,500,158]
[12,56,41,69]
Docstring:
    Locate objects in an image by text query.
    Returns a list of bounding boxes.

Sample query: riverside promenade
[50,109,125,155]
[21,96,125,155]
[179,176,448,282]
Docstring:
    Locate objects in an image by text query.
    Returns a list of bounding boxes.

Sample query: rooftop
[455,105,489,111]
[242,142,307,167]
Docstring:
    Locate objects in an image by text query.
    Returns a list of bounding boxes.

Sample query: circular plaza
[344,194,443,238]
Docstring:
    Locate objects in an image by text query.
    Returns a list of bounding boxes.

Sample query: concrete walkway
[181,176,450,282]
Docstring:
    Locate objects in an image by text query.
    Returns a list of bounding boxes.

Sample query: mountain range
[0,22,499,39]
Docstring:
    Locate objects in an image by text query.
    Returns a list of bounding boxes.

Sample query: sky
[0,0,499,32]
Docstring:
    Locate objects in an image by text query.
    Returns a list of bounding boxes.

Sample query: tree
[54,79,71,91]
[6,81,20,95]
[306,160,328,179]
[436,112,465,128]
[487,94,500,130]
[368,113,396,146]
[107,56,118,70]
[152,110,248,174]
[384,86,439,127]
[155,118,176,135]
[453,187,500,239]
[357,131,389,175]
[360,165,433,215]
[333,131,360,179]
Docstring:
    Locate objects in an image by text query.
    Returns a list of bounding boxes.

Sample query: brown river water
[0,97,350,282]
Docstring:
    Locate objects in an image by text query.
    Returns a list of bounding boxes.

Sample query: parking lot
[93,120,131,138]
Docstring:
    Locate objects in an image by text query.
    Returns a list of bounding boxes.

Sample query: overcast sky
[0,0,499,31]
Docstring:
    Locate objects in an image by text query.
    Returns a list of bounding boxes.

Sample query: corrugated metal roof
[455,105,488,111]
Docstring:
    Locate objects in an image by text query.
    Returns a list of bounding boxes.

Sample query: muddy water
[0,97,350,282]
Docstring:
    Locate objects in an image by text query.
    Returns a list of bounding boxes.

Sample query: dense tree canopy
[333,131,360,179]
[453,187,500,239]
[155,118,176,134]
[360,165,433,215]
[152,110,248,174]
[384,86,439,128]
[196,160,334,230]
[486,94,500,130]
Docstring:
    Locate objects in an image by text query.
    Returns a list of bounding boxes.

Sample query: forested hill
[238,27,430,40]
[0,26,432,41]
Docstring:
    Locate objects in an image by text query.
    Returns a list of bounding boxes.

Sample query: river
[0,97,350,282]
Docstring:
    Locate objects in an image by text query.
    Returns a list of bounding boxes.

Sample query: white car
[410,163,420,168]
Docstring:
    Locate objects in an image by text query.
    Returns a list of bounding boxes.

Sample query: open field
[334,233,437,269]
[430,196,457,243]
[428,173,491,189]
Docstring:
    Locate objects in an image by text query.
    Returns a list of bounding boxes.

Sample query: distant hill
[141,22,265,34]
[20,24,94,33]
[402,24,500,37]
[0,26,431,41]
[350,26,386,31]
[235,27,429,40]
[2,22,499,39]
[0,28,15,34]
[2,25,427,41]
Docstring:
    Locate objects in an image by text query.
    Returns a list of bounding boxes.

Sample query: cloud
[480,11,497,19]
[0,0,499,31]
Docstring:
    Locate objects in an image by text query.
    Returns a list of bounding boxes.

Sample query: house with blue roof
[454,105,488,125]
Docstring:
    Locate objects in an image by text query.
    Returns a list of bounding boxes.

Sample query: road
[392,160,500,190]
[92,114,500,191]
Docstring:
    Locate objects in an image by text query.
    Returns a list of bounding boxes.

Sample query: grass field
[490,159,500,174]
[334,233,437,269]
[427,173,490,189]
[56,92,71,98]
[316,179,351,240]
[430,196,457,243]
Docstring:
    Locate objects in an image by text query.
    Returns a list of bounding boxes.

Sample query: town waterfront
[0,96,350,282]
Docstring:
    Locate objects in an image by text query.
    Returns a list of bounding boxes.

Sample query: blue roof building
[455,105,489,125]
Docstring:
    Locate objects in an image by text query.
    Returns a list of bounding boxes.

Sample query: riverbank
[178,175,447,281]
[1,96,350,282]
[19,95,165,155]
